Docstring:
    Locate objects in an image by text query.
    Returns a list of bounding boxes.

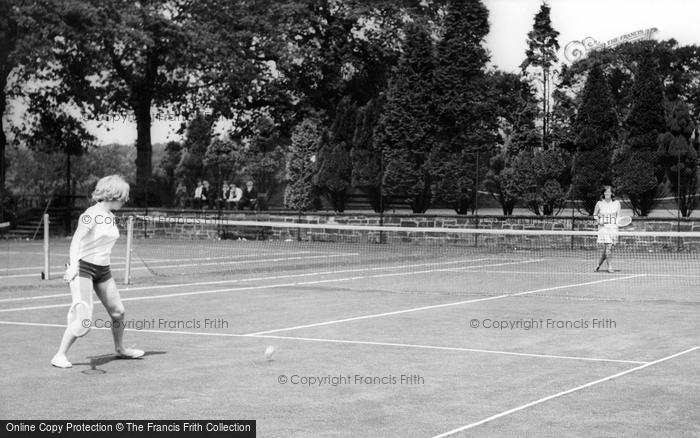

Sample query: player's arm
[64,216,92,281]
[593,202,601,224]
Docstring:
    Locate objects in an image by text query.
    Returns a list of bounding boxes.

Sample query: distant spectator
[239,180,259,210]
[218,182,231,210]
[193,180,204,209]
[202,180,212,209]
[227,183,243,210]
[174,181,187,208]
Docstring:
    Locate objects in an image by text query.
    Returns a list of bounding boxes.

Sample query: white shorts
[597,225,619,244]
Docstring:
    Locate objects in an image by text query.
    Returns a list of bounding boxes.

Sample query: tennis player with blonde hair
[51,175,144,368]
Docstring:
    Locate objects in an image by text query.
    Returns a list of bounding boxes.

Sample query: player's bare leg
[95,278,144,359]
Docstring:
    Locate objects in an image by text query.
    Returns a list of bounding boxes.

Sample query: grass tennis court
[1,230,698,437]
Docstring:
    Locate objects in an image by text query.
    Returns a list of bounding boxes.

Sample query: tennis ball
[264,346,276,361]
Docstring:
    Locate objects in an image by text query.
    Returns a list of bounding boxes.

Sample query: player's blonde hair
[91,175,130,203]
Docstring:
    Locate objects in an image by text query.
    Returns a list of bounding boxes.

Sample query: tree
[273,0,446,125]
[431,0,499,214]
[350,96,385,212]
[315,98,354,212]
[203,138,240,200]
[374,22,436,213]
[1,0,63,219]
[314,135,351,212]
[658,90,698,217]
[508,148,569,215]
[158,141,182,205]
[285,118,321,211]
[175,114,212,192]
[613,53,666,215]
[23,0,285,206]
[16,92,95,232]
[571,64,618,214]
[520,1,560,149]
[240,116,287,201]
[0,0,21,193]
[485,71,539,215]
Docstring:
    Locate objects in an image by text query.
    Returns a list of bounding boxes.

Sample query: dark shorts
[78,259,112,285]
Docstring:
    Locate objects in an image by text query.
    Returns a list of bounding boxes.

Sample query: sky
[11,0,700,146]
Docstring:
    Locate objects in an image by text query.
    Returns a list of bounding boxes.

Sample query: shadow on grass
[74,351,167,374]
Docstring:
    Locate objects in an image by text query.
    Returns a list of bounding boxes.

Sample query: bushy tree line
[3,0,699,215]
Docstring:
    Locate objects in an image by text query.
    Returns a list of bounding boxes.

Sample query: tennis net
[122,215,700,291]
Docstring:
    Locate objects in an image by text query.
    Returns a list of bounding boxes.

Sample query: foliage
[314,98,355,211]
[570,64,618,214]
[239,116,287,199]
[657,93,698,216]
[431,0,498,214]
[484,71,539,215]
[520,2,560,148]
[374,22,436,213]
[613,53,666,215]
[285,118,321,211]
[175,114,212,191]
[350,96,385,212]
[508,148,570,215]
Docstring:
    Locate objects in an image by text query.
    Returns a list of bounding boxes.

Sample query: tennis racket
[616,216,632,227]
[67,300,91,337]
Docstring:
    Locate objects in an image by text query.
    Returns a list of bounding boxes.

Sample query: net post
[123,215,134,285]
[297,210,302,241]
[379,209,385,244]
[570,208,576,250]
[43,214,50,280]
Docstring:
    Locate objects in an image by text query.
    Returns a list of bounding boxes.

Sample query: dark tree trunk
[331,191,346,213]
[500,196,516,216]
[504,202,515,216]
[363,187,384,213]
[0,74,7,195]
[411,172,431,213]
[133,96,153,206]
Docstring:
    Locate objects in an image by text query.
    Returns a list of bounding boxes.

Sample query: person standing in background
[202,180,212,209]
[193,180,204,209]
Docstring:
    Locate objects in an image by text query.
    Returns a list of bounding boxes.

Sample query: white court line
[127,253,358,271]
[0,252,360,279]
[248,334,648,365]
[244,274,641,336]
[0,258,496,303]
[128,251,315,264]
[0,320,649,365]
[431,345,700,438]
[477,270,700,279]
[0,259,544,313]
[0,251,314,272]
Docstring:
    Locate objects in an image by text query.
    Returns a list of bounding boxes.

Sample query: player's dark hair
[600,185,615,200]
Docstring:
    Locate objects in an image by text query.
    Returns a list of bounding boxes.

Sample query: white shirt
[229,187,243,202]
[596,200,621,226]
[77,204,120,266]
[194,186,203,199]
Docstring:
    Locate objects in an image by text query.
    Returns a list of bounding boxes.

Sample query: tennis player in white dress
[593,185,621,273]
[51,175,144,368]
